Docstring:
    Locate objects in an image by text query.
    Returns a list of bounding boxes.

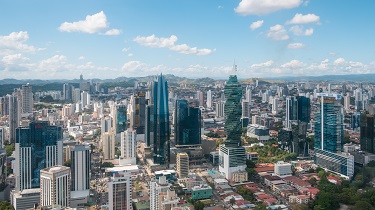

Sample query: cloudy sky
[1,0,374,79]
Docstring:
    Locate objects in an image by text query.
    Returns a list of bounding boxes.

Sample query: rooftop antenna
[232,59,237,75]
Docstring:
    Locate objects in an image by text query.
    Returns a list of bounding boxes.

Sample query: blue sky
[0,0,374,79]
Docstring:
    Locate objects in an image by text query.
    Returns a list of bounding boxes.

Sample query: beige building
[176,153,189,178]
[232,171,248,182]
[102,131,116,160]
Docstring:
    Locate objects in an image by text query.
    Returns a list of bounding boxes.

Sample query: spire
[232,59,237,76]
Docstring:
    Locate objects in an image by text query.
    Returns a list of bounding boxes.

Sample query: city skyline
[1,0,375,80]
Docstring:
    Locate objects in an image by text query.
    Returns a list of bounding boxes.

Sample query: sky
[0,0,375,80]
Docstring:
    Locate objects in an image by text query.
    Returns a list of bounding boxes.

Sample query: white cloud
[59,11,120,35]
[104,29,121,36]
[334,57,345,65]
[250,20,264,30]
[288,42,305,49]
[267,25,289,40]
[234,0,302,16]
[218,5,224,9]
[289,26,314,36]
[2,54,30,65]
[287,13,320,24]
[122,47,131,52]
[281,60,304,68]
[133,34,215,55]
[251,60,274,68]
[0,31,42,54]
[38,55,67,71]
[122,61,148,72]
[78,56,85,60]
[127,53,133,57]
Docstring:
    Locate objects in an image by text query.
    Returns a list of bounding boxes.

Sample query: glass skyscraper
[116,105,127,134]
[145,74,170,165]
[14,121,63,191]
[224,74,243,147]
[174,100,201,145]
[360,111,375,153]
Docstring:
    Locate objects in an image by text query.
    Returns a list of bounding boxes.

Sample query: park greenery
[246,143,298,163]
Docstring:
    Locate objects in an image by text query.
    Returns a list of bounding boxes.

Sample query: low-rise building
[274,161,292,177]
[289,195,310,204]
[232,171,248,182]
[191,185,213,200]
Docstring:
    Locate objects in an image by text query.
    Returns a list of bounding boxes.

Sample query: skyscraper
[148,74,170,165]
[174,100,201,146]
[360,111,375,153]
[14,121,63,191]
[115,105,127,134]
[70,144,91,191]
[108,172,132,210]
[8,94,19,143]
[40,166,71,208]
[196,91,204,107]
[129,92,146,134]
[120,128,137,165]
[21,83,33,114]
[219,64,246,180]
[176,153,189,178]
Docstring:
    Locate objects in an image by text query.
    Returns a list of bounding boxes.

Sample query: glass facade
[224,75,242,147]
[116,105,127,134]
[152,75,170,165]
[314,148,354,178]
[16,121,62,189]
[314,96,344,153]
[360,111,375,153]
[174,100,201,145]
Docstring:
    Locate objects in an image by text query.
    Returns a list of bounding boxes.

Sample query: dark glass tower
[116,105,127,134]
[152,74,170,165]
[360,111,375,153]
[15,121,63,190]
[174,100,201,145]
[224,74,243,147]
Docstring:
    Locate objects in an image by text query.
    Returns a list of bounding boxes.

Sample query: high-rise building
[245,86,252,104]
[314,96,344,153]
[215,101,225,118]
[174,100,201,146]
[21,84,33,114]
[149,176,179,210]
[219,65,246,180]
[129,92,146,134]
[72,88,81,103]
[145,103,154,147]
[40,166,71,208]
[344,94,351,110]
[8,94,19,143]
[101,116,112,135]
[102,131,115,160]
[0,96,9,116]
[272,97,278,114]
[63,83,73,101]
[14,121,63,191]
[285,96,310,128]
[148,74,170,165]
[196,91,204,107]
[70,144,91,191]
[206,90,212,108]
[314,95,354,179]
[108,172,132,210]
[242,101,250,118]
[360,111,375,153]
[81,91,90,107]
[176,153,189,178]
[120,128,137,165]
[115,105,127,134]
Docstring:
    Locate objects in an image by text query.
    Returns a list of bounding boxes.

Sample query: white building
[215,101,225,118]
[150,176,179,210]
[274,161,292,177]
[11,188,40,210]
[119,128,137,165]
[219,145,247,180]
[176,153,189,178]
[40,166,71,208]
[71,144,91,191]
[108,172,132,210]
[206,90,212,108]
[21,84,33,114]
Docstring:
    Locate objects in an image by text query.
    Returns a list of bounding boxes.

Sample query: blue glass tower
[15,121,63,190]
[152,74,170,165]
[174,100,201,145]
[116,105,127,134]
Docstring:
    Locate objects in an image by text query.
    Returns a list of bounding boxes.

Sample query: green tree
[353,201,372,210]
[254,203,267,210]
[230,197,236,206]
[64,160,71,167]
[101,162,114,168]
[4,144,14,157]
[0,201,13,210]
[193,201,205,210]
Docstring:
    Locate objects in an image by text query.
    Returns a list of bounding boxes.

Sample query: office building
[81,91,90,107]
[285,96,310,129]
[63,83,73,101]
[242,100,250,118]
[71,144,91,191]
[150,176,179,210]
[245,86,252,104]
[115,104,127,134]
[274,161,292,177]
[108,172,132,210]
[314,95,354,179]
[191,185,213,200]
[196,91,204,107]
[8,94,19,143]
[206,90,212,108]
[176,153,189,178]
[40,166,71,208]
[101,116,112,135]
[360,111,375,153]
[21,84,33,114]
[219,65,246,180]
[174,100,201,146]
[129,92,146,134]
[11,188,40,210]
[145,74,170,165]
[14,121,63,191]
[120,128,137,165]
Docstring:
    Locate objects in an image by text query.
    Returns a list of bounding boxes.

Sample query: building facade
[70,144,91,191]
[120,128,137,165]
[108,173,132,210]
[174,100,201,146]
[176,153,189,178]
